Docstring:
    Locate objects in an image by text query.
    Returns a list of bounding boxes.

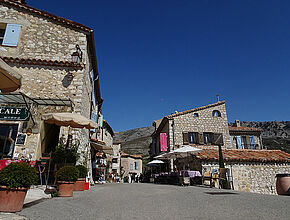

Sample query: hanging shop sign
[160,133,167,151]
[0,106,29,121]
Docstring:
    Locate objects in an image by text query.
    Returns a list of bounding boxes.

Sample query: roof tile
[195,147,290,163]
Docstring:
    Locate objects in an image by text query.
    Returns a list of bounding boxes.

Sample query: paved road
[19,183,290,220]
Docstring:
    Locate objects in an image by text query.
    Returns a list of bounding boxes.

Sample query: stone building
[120,152,142,183]
[229,120,264,150]
[0,0,103,176]
[194,147,290,194]
[112,141,121,175]
[151,101,231,159]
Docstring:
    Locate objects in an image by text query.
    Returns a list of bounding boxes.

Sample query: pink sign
[160,133,167,151]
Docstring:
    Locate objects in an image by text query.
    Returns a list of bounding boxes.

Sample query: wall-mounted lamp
[26,128,32,136]
[71,44,83,63]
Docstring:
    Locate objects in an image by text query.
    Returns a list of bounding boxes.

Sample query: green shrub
[76,165,88,178]
[0,162,38,188]
[52,143,79,164]
[56,166,79,182]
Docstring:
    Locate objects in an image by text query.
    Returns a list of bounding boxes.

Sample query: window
[0,23,22,47]
[193,113,199,117]
[0,124,18,159]
[212,110,221,117]
[129,164,133,170]
[183,132,200,144]
[0,24,5,45]
[112,158,118,163]
[188,132,197,144]
[134,162,138,170]
[203,133,212,144]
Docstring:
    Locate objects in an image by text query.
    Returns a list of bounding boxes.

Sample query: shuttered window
[203,133,212,144]
[183,132,199,144]
[249,136,255,149]
[197,133,204,144]
[211,133,224,145]
[1,24,21,47]
[236,136,242,149]
[183,132,189,144]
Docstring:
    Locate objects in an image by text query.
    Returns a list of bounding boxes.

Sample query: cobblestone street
[17,183,290,220]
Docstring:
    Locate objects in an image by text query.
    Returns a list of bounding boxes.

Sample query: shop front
[0,92,73,161]
[90,138,113,183]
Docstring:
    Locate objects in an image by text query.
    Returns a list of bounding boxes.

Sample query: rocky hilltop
[114,126,155,157]
[115,121,290,157]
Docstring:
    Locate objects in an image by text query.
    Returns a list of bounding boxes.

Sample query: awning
[42,112,98,129]
[90,139,113,155]
[0,92,72,106]
[0,58,22,93]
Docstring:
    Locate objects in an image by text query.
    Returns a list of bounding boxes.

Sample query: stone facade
[202,161,290,195]
[112,143,121,174]
[152,101,231,157]
[0,1,102,177]
[120,154,142,182]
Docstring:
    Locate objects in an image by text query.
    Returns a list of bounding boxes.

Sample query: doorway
[0,124,18,159]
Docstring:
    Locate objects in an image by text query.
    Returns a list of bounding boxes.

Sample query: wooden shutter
[183,132,189,144]
[249,136,255,149]
[212,133,224,145]
[197,133,204,145]
[236,136,242,149]
[2,24,22,46]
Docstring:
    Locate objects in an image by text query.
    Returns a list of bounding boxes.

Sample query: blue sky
[30,0,290,132]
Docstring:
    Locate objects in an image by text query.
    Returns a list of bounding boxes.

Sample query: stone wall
[173,102,231,148]
[201,161,290,195]
[0,4,88,62]
[0,3,94,164]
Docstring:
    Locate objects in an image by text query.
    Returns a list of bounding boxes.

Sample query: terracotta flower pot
[0,186,28,212]
[74,178,86,191]
[276,174,290,196]
[57,181,75,197]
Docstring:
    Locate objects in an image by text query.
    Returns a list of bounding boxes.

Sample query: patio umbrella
[154,152,172,160]
[155,146,202,160]
[42,112,98,129]
[146,160,165,166]
[0,58,22,93]
[169,145,202,158]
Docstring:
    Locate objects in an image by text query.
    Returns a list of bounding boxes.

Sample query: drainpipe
[172,119,175,151]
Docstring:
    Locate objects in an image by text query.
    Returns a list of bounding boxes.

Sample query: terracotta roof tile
[1,0,91,32]
[195,147,290,163]
[1,56,83,69]
[166,101,225,119]
[121,152,142,159]
[228,126,263,132]
[90,138,105,145]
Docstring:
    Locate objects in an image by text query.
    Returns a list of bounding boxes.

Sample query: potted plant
[0,162,38,212]
[56,166,79,197]
[74,165,88,191]
[276,174,290,195]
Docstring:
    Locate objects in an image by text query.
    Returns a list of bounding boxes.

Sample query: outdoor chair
[202,169,219,187]
[36,155,51,185]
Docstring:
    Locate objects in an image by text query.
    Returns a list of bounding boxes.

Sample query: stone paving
[1,183,289,220]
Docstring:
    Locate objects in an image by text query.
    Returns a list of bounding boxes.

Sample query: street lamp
[71,44,83,63]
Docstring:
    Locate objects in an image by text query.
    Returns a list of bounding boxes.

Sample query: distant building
[120,152,142,183]
[229,120,264,149]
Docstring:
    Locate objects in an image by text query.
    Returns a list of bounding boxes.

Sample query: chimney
[234,120,241,127]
